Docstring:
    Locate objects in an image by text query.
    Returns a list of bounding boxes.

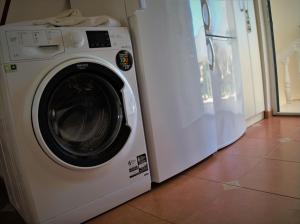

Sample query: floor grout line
[184,174,300,201]
[127,204,175,224]
[234,185,300,200]
[129,174,228,224]
[245,133,300,141]
[2,117,300,223]
[262,157,300,164]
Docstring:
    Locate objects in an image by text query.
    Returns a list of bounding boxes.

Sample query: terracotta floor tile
[244,127,295,139]
[244,118,300,140]
[259,117,300,128]
[266,141,300,162]
[239,159,300,198]
[288,129,300,141]
[2,117,300,224]
[184,187,300,224]
[86,204,169,224]
[128,175,224,224]
[184,153,261,183]
[221,137,278,157]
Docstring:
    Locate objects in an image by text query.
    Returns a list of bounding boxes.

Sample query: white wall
[271,0,300,52]
[0,0,5,18]
[253,0,300,112]
[2,0,140,26]
[234,0,265,123]
[70,0,128,26]
[5,0,70,24]
[2,0,142,26]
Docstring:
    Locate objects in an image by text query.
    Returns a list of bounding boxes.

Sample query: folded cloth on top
[31,9,121,27]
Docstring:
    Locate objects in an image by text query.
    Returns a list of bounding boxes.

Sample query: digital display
[86,31,111,48]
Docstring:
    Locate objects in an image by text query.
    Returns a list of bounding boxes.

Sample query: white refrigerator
[128,0,219,182]
[201,0,246,148]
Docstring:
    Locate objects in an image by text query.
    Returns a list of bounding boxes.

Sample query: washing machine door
[32,59,133,169]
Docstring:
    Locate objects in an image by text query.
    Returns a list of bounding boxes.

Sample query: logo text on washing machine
[76,63,89,70]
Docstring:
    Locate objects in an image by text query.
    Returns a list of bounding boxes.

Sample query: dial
[68,31,84,48]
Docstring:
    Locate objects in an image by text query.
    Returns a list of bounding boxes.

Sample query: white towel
[31,9,121,27]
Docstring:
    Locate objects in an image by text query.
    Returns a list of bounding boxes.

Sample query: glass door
[268,0,300,114]
[34,62,131,168]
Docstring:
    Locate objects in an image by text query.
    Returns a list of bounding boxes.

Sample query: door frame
[259,0,300,115]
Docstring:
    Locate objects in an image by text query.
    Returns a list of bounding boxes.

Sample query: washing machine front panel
[0,26,150,224]
[33,60,134,169]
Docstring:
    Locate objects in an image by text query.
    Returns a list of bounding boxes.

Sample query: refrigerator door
[201,0,236,37]
[129,0,218,182]
[207,36,246,148]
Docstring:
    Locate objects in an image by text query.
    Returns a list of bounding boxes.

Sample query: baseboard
[264,110,273,118]
[246,112,265,127]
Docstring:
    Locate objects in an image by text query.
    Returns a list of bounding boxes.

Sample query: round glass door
[36,62,131,168]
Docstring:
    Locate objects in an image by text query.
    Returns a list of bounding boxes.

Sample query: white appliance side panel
[205,0,236,37]
[131,0,218,182]
[210,37,246,148]
[247,0,265,113]
[233,0,265,118]
[233,1,256,119]
[124,0,141,17]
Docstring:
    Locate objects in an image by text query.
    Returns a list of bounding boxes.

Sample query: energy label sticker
[128,154,149,178]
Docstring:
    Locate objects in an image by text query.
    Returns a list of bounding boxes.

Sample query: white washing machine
[0,25,151,224]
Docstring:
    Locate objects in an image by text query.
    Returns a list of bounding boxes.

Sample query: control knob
[68,31,84,48]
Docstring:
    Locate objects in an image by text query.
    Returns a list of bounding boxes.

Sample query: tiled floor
[88,116,300,224]
[1,116,300,223]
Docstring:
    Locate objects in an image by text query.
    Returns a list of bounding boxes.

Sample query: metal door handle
[206,37,215,71]
[201,0,211,33]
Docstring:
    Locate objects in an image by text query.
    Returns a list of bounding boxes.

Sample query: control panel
[6,29,64,60]
[62,29,130,50]
[3,27,132,61]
